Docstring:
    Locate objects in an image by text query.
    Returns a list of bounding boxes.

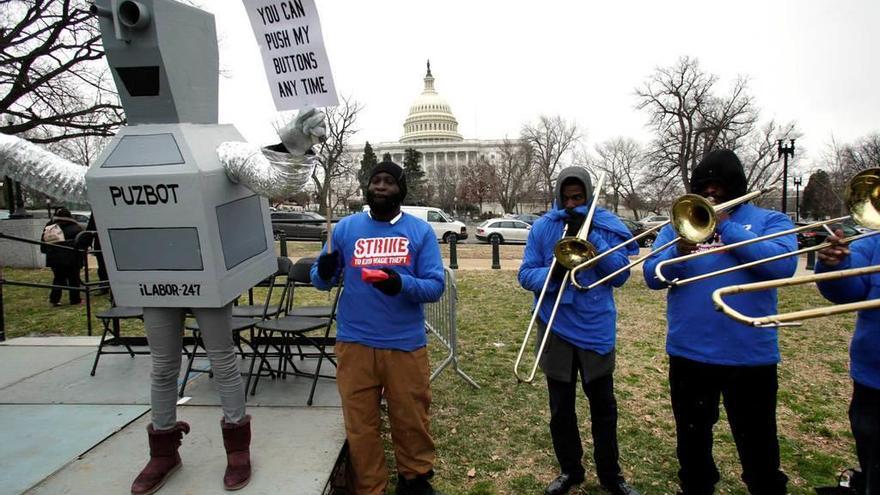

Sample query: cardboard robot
[0,0,325,492]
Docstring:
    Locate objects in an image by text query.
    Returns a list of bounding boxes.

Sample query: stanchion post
[0,275,5,342]
[278,231,288,257]
[448,236,458,270]
[491,236,501,270]
[806,250,816,271]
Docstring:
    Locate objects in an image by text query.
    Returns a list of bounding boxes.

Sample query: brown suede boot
[220,414,252,491]
[131,421,190,495]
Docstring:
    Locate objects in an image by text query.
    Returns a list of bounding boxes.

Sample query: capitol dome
[400,61,463,144]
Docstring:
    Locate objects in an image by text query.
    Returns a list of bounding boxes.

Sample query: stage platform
[0,337,345,495]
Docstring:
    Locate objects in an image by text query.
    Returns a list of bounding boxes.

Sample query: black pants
[49,265,82,305]
[669,356,788,495]
[851,381,880,495]
[547,371,622,486]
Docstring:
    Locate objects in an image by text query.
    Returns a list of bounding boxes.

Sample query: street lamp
[793,176,803,222]
[778,139,795,215]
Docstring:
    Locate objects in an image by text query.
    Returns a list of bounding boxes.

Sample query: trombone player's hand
[816,229,850,267]
[678,239,699,255]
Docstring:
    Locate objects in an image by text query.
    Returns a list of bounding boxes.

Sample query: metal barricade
[425,267,479,388]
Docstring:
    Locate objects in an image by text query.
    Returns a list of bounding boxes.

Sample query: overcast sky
[206,0,879,174]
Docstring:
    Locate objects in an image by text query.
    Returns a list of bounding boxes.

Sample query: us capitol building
[346,62,506,173]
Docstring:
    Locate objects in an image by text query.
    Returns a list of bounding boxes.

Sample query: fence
[424,267,479,388]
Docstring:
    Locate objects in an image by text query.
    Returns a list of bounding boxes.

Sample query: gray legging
[144,304,246,430]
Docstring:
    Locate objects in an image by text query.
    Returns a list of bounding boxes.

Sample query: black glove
[317,251,341,281]
[550,262,568,282]
[372,267,402,296]
[564,208,586,236]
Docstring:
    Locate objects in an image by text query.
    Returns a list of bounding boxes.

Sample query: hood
[554,166,593,210]
[690,149,748,200]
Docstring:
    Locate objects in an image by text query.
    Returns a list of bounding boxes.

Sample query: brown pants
[336,341,435,495]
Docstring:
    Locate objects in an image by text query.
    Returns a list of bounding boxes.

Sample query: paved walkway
[0,337,344,494]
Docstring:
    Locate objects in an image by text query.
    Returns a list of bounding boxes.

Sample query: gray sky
[207,0,879,173]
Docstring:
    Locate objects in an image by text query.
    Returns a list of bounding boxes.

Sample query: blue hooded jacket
[816,235,880,390]
[643,203,797,365]
[518,168,638,354]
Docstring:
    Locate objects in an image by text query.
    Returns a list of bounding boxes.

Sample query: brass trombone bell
[847,168,880,230]
[554,238,598,270]
[671,194,717,244]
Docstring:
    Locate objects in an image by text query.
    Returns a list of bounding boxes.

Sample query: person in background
[42,207,84,306]
[815,230,880,494]
[518,166,641,495]
[311,161,445,495]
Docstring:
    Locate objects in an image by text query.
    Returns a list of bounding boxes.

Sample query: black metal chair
[90,305,145,376]
[177,257,291,397]
[249,257,341,405]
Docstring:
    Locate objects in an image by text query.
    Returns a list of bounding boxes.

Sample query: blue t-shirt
[643,203,797,365]
[816,235,880,390]
[310,211,445,351]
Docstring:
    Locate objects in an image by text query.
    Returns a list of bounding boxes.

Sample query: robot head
[92,0,218,125]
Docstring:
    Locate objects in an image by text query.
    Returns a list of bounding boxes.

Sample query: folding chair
[90,304,145,376]
[178,257,291,397]
[249,257,341,405]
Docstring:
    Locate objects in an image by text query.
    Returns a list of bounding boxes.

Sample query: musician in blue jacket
[643,150,797,495]
[816,232,880,494]
[519,167,640,495]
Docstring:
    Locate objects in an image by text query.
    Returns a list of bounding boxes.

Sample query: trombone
[711,168,880,327]
[713,265,880,327]
[569,189,768,291]
[654,167,880,287]
[513,173,606,383]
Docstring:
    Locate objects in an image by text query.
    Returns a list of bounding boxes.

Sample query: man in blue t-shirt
[519,167,641,495]
[643,150,797,495]
[816,230,880,494]
[311,161,445,495]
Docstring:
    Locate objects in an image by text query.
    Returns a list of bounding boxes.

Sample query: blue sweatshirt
[310,211,445,351]
[816,235,880,390]
[518,206,637,354]
[643,203,797,365]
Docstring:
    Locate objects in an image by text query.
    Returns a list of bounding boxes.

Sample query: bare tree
[639,173,683,215]
[590,137,647,218]
[841,133,880,173]
[636,56,756,192]
[458,157,493,213]
[428,162,459,213]
[491,138,533,214]
[1,0,124,143]
[310,97,362,213]
[521,115,580,206]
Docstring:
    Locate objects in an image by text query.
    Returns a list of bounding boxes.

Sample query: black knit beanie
[370,160,408,201]
[690,149,748,199]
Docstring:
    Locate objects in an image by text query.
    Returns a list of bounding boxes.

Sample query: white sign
[242,0,339,110]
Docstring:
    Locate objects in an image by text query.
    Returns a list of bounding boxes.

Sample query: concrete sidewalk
[0,337,344,495]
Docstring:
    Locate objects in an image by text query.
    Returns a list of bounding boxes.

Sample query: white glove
[279,107,326,155]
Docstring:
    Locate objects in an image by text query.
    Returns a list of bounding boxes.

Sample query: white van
[362,205,467,243]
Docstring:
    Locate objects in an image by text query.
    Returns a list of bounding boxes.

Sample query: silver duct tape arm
[0,133,88,202]
[217,142,317,198]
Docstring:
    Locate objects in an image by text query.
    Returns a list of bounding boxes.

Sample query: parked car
[620,218,656,248]
[475,218,531,244]
[639,215,669,229]
[514,213,542,225]
[796,222,859,249]
[270,211,328,241]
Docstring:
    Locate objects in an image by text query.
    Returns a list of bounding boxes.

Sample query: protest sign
[242,0,338,110]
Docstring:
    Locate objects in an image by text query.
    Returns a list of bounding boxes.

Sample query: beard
[366,190,401,216]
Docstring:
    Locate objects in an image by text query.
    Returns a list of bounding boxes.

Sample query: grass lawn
[0,265,858,494]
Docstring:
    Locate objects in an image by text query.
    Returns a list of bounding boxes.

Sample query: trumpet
[513,173,606,383]
[654,167,880,287]
[712,167,880,327]
[569,188,768,291]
